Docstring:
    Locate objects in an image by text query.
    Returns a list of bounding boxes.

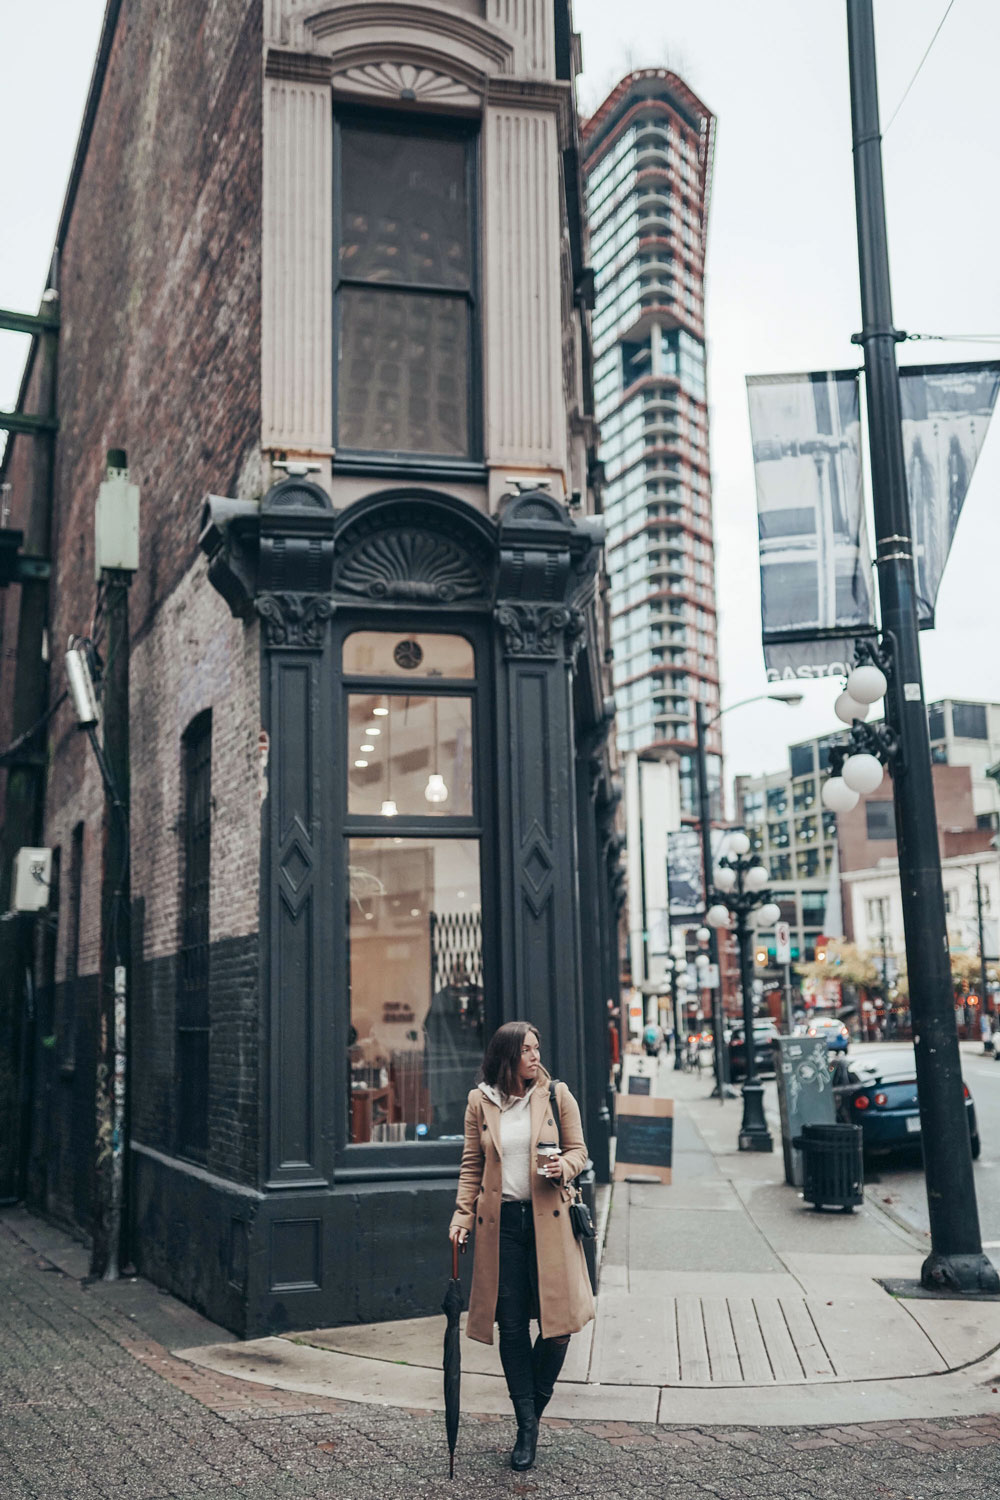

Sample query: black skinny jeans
[495,1200,569,1403]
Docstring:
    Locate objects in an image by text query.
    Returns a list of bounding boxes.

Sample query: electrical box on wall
[12,847,53,912]
[95,451,139,578]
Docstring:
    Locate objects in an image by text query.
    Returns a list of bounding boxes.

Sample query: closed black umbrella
[442,1239,466,1477]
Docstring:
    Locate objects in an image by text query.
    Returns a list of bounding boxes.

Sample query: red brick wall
[837,763,977,876]
[1,2,266,1210]
[38,0,264,975]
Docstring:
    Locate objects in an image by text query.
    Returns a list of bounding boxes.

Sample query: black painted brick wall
[131,931,259,1188]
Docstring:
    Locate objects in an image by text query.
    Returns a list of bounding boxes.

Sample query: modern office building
[735,734,844,965]
[735,700,1000,966]
[927,700,1000,829]
[582,70,720,982]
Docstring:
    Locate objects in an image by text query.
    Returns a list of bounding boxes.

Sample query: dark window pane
[767,786,788,815]
[178,712,211,1162]
[340,127,471,289]
[802,891,826,923]
[865,801,895,841]
[789,744,814,778]
[348,837,483,1142]
[927,704,946,741]
[338,287,469,455]
[952,702,987,740]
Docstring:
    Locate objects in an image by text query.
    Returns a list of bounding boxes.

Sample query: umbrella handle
[451,1238,467,1279]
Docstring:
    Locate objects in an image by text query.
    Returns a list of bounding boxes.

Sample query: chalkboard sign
[627,1075,652,1095]
[614,1096,673,1183]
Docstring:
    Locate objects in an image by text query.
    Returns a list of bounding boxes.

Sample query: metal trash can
[791,1123,864,1212]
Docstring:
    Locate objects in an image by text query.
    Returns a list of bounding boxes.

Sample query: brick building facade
[0,0,624,1336]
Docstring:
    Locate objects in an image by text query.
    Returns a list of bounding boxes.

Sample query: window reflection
[347,693,473,817]
[348,838,483,1143]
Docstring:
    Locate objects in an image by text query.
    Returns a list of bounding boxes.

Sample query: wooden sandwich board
[614,1094,673,1184]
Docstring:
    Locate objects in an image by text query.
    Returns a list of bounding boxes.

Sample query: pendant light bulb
[424,773,448,804]
[380,799,398,818]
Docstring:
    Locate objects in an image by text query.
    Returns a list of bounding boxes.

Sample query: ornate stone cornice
[256,592,334,649]
[335,527,484,603]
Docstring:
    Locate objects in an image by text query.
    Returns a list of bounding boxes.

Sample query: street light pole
[694,693,800,1101]
[847,0,997,1292]
[707,842,780,1151]
[695,700,731,1101]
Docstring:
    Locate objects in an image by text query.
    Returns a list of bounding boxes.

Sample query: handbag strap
[547,1080,560,1146]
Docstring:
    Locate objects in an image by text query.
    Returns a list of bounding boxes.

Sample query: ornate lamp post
[668,935,690,1071]
[707,834,781,1152]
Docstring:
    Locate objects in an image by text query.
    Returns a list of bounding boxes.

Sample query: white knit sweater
[479,1082,536,1202]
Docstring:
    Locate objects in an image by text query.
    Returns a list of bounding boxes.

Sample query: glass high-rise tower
[583,69,721,982]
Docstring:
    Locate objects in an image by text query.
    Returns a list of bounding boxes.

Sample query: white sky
[2,1,997,788]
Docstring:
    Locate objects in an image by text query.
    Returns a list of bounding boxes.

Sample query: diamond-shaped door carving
[523,842,552,896]
[281,843,310,894]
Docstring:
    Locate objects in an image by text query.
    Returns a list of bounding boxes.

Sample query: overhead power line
[882,0,957,134]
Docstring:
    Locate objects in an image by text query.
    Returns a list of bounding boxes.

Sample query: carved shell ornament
[335,529,482,602]
[334,62,479,108]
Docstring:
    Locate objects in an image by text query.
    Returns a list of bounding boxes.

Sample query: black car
[831,1052,980,1159]
[728,1021,780,1080]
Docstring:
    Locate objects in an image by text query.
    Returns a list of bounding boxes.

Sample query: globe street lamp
[694,690,803,1104]
[707,836,781,1152]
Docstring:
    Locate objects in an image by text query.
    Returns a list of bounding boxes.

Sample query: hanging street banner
[900,360,1000,628]
[748,361,1000,675]
[666,827,729,919]
[666,828,703,918]
[747,370,875,680]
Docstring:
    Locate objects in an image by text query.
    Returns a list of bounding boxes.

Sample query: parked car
[831,1053,980,1158]
[728,1021,780,1080]
[806,1016,850,1053]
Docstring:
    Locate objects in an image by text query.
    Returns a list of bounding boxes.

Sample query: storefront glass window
[347,692,473,817]
[347,837,483,1143]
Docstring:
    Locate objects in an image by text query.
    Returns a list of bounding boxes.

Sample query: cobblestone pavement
[2,1220,999,1500]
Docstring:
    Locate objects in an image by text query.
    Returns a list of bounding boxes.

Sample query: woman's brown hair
[480,1020,541,1100]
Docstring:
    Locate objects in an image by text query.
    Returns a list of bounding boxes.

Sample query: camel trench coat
[448,1069,596,1345]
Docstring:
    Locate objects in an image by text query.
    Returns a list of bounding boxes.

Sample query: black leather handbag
[547,1081,597,1241]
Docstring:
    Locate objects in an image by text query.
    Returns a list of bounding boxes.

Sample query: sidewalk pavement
[171,1058,1000,1428]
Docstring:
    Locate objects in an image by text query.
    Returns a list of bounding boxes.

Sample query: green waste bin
[792,1123,864,1212]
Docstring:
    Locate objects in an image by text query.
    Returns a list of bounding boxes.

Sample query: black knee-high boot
[532,1335,570,1417]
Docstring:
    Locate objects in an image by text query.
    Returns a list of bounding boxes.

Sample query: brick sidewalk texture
[2,1221,999,1499]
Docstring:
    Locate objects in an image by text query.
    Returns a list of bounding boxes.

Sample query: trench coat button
[553,1209,560,1216]
[478,1216,483,1224]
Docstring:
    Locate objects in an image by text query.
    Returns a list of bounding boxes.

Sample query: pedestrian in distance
[642,1020,663,1057]
[449,1021,595,1472]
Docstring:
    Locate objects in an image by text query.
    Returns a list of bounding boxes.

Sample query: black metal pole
[975,864,988,1033]
[847,0,996,1292]
[695,701,731,1101]
[735,872,772,1152]
[90,556,132,1280]
[671,960,683,1070]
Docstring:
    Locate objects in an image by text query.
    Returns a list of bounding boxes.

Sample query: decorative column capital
[255,592,333,650]
[494,601,584,662]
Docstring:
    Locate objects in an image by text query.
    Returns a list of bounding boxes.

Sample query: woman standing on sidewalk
[448,1021,594,1471]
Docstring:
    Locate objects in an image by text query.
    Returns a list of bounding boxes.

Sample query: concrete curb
[173,1331,1000,1427]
